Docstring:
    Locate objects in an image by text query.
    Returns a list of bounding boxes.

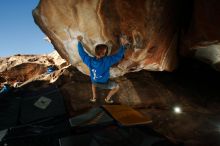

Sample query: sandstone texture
[33,0,178,77]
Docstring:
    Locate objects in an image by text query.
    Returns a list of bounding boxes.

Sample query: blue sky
[0,0,54,57]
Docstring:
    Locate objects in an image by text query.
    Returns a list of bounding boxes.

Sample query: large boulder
[33,0,178,77]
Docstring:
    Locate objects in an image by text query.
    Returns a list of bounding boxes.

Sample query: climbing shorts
[93,80,119,90]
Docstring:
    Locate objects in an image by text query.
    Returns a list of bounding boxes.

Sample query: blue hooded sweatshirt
[78,42,125,83]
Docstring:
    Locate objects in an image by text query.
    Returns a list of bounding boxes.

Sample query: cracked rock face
[33,0,178,77]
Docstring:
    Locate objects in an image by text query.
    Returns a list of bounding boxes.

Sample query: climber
[0,84,10,95]
[47,65,56,74]
[77,35,129,103]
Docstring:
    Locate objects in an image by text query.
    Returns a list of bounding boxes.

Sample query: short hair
[95,44,108,56]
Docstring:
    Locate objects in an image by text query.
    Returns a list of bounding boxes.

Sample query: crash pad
[102,105,152,126]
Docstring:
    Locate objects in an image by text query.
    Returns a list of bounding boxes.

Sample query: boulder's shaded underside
[57,61,220,146]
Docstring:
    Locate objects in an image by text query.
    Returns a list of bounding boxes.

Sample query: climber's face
[96,49,107,59]
[95,44,108,59]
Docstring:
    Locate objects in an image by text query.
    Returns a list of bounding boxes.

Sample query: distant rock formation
[0,51,67,88]
[33,0,178,77]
